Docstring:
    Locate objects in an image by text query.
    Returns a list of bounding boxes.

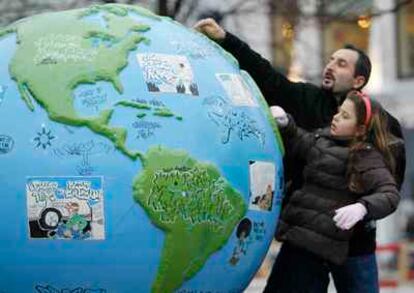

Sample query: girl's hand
[333,203,367,230]
[270,106,289,128]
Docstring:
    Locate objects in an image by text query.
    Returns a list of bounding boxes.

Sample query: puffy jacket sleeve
[280,115,317,162]
[354,150,400,220]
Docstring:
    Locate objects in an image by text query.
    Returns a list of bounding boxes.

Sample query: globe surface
[0,4,284,293]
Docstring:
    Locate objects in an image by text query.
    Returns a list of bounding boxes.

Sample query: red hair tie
[356,91,372,127]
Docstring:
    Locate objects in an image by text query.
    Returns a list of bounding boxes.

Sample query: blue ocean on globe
[0,4,284,293]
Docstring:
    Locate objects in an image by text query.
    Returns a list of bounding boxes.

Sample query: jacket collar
[322,88,347,106]
[319,127,354,146]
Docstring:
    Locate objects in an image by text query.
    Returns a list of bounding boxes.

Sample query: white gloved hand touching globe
[270,106,289,128]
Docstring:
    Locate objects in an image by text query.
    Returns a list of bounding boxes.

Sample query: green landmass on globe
[134,147,246,292]
[8,5,153,160]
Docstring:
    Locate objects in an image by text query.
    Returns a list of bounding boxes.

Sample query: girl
[267,91,400,293]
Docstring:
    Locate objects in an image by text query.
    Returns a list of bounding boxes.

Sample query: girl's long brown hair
[346,91,395,192]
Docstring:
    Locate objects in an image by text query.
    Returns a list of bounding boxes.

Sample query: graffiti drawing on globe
[0,4,284,293]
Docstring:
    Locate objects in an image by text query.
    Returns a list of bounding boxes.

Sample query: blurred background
[1,0,414,291]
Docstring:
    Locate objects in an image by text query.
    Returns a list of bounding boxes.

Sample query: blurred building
[264,0,414,242]
[368,0,414,247]
[269,0,414,285]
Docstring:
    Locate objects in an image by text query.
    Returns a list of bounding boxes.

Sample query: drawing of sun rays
[33,124,56,150]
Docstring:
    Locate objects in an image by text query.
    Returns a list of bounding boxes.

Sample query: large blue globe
[0,4,284,293]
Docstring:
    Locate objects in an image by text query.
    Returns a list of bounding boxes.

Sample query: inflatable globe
[0,4,284,293]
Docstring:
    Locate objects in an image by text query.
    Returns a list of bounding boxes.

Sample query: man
[194,18,406,292]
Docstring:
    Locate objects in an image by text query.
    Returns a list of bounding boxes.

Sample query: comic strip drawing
[0,85,7,107]
[27,177,105,240]
[203,95,265,145]
[216,73,257,107]
[53,140,113,176]
[248,161,276,212]
[229,218,253,266]
[137,53,199,96]
[33,125,56,150]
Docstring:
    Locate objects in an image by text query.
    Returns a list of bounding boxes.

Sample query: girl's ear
[355,124,367,137]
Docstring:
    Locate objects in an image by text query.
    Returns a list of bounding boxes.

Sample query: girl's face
[330,98,364,137]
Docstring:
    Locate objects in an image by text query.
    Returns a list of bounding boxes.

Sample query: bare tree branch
[1,0,412,28]
[157,0,169,16]
[177,0,200,24]
[172,0,184,17]
[267,0,413,23]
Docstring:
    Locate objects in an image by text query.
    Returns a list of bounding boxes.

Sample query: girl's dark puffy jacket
[275,122,400,265]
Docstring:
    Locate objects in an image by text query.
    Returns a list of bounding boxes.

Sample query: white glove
[270,106,289,127]
[333,203,367,230]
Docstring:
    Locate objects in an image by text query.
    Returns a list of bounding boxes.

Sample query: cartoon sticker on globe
[229,218,253,266]
[216,73,257,107]
[248,160,276,212]
[26,177,105,240]
[137,53,199,95]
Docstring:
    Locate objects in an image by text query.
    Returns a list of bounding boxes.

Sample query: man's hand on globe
[193,18,226,41]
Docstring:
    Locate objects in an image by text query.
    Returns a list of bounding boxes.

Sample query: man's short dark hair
[343,44,371,89]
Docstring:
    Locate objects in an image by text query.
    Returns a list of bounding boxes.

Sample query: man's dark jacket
[220,32,406,256]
